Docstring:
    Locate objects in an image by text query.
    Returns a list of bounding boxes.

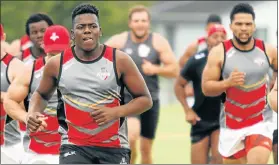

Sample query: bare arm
[104,32,128,49]
[115,50,153,117]
[179,41,198,68]
[268,78,277,112]
[265,44,278,71]
[202,44,229,96]
[4,63,32,122]
[174,76,192,113]
[152,33,179,78]
[28,55,60,115]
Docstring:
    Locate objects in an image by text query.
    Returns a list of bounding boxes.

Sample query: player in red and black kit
[25,3,152,164]
[19,13,54,64]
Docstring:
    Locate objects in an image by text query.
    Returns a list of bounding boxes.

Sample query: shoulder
[152,32,171,52]
[105,31,128,49]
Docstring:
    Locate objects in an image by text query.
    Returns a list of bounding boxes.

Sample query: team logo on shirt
[254,58,265,66]
[125,48,133,55]
[97,67,111,80]
[138,44,150,57]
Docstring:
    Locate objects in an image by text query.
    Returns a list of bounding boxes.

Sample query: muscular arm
[179,41,198,68]
[153,33,179,78]
[3,58,29,122]
[265,44,278,71]
[202,44,229,96]
[174,77,192,113]
[27,55,60,115]
[104,32,127,49]
[268,79,277,112]
[115,50,153,117]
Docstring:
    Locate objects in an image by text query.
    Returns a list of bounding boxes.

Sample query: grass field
[134,103,275,164]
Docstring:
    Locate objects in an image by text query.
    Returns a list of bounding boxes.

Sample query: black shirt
[181,49,221,122]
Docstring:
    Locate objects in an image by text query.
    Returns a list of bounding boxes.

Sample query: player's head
[128,5,151,39]
[205,14,222,32]
[230,3,255,45]
[207,24,227,49]
[71,3,101,52]
[25,13,54,49]
[43,25,70,55]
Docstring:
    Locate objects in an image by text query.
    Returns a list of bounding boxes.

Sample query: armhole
[220,42,226,80]
[56,52,64,86]
[28,61,35,94]
[112,48,121,86]
[6,57,15,84]
[262,40,273,69]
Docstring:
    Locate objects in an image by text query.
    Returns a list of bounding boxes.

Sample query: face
[230,13,255,45]
[72,14,101,52]
[207,31,227,48]
[129,11,150,39]
[29,20,49,49]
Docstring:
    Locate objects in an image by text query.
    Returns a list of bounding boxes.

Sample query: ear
[229,23,233,31]
[99,27,102,37]
[3,33,6,41]
[71,29,75,40]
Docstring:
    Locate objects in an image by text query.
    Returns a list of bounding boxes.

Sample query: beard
[234,34,253,45]
[131,30,147,39]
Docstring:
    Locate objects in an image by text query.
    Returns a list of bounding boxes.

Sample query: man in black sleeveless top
[175,24,227,164]
[105,5,178,164]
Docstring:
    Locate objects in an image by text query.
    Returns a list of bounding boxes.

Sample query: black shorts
[59,144,131,164]
[273,129,278,145]
[190,120,220,144]
[129,100,160,140]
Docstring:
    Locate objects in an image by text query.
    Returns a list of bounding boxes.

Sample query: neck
[31,46,45,58]
[232,38,255,51]
[74,43,103,61]
[130,31,150,43]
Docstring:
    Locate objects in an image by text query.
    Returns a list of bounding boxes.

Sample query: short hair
[128,5,151,20]
[71,3,99,24]
[230,3,255,22]
[25,13,54,36]
[206,14,222,25]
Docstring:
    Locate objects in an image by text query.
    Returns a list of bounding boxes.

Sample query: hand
[26,112,48,133]
[185,109,201,125]
[225,68,246,87]
[141,59,158,76]
[90,106,119,126]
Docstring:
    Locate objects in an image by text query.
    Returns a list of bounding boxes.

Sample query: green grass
[134,103,275,164]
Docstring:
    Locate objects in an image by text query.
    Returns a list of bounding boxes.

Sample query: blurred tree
[0,1,153,42]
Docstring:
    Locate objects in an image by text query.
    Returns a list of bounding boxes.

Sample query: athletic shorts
[273,129,278,145]
[21,151,59,164]
[1,143,25,164]
[129,100,160,139]
[59,144,131,164]
[190,120,220,144]
[219,121,273,159]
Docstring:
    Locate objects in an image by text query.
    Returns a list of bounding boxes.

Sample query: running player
[179,14,222,68]
[0,24,26,164]
[175,24,227,164]
[105,5,178,164]
[26,4,152,164]
[19,13,54,64]
[4,25,70,164]
[202,3,277,164]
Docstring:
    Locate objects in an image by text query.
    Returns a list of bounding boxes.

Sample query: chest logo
[138,44,151,58]
[254,58,265,66]
[125,48,133,55]
[97,67,111,80]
